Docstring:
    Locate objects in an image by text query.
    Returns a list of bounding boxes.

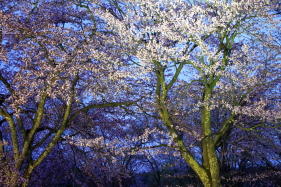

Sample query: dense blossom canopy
[0,0,280,186]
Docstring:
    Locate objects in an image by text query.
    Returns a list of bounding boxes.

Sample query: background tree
[0,0,140,186]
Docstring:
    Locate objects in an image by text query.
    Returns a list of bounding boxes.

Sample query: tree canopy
[0,0,280,186]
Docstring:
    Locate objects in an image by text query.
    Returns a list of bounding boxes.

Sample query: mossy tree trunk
[0,75,136,187]
[154,59,236,186]
[152,29,238,186]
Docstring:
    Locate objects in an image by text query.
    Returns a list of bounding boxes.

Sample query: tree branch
[0,108,20,161]
[214,114,235,147]
[20,92,47,168]
[0,73,13,93]
[70,100,136,122]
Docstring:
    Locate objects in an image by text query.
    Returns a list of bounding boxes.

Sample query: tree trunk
[201,87,221,187]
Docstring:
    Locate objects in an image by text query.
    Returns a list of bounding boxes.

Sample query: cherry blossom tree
[0,0,280,186]
[99,0,281,186]
[0,0,140,186]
